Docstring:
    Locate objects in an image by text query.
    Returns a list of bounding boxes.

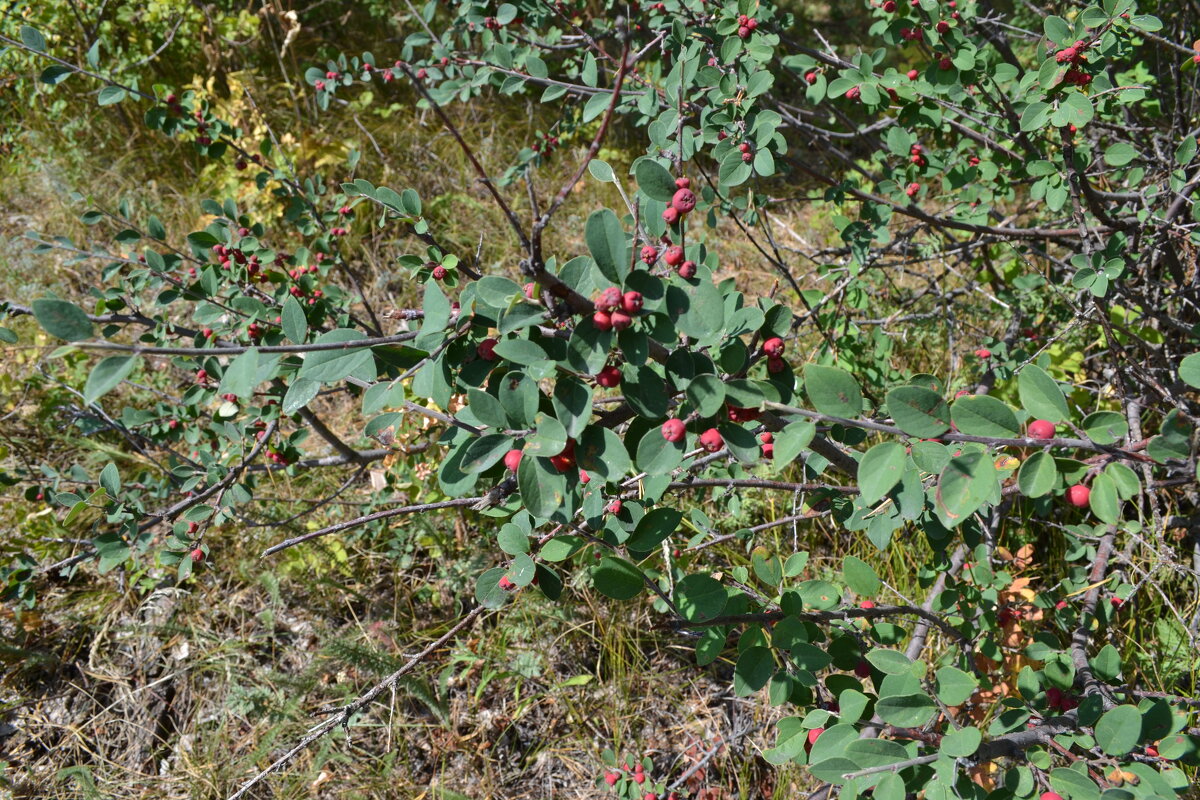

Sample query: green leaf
[299,329,376,383]
[675,573,727,621]
[588,159,615,182]
[585,209,628,284]
[866,648,913,675]
[1020,101,1051,132]
[517,454,567,519]
[83,356,136,404]
[20,25,47,51]
[476,567,510,609]
[218,348,260,398]
[1017,451,1057,497]
[636,427,685,476]
[1103,143,1138,166]
[460,434,514,473]
[1017,364,1070,422]
[935,666,978,705]
[39,65,73,85]
[940,726,982,757]
[591,556,644,600]
[887,386,951,437]
[686,373,726,418]
[1095,705,1142,756]
[1179,353,1200,389]
[951,395,1020,437]
[552,378,592,439]
[98,462,120,496]
[1043,15,1072,44]
[1082,411,1128,445]
[842,555,881,596]
[634,158,677,202]
[281,296,308,344]
[32,299,93,341]
[1049,767,1101,800]
[281,377,320,415]
[804,364,862,418]
[497,523,529,555]
[857,441,907,504]
[627,507,683,551]
[577,426,631,482]
[772,421,815,468]
[1088,472,1120,523]
[875,693,936,727]
[936,450,997,526]
[524,413,568,458]
[733,647,774,696]
[97,86,127,106]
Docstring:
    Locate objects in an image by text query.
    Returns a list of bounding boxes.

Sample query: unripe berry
[504,449,523,472]
[699,428,724,452]
[664,245,685,266]
[661,418,686,442]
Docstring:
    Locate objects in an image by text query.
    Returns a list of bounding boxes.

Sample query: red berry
[622,291,643,313]
[477,338,499,361]
[499,575,515,591]
[674,177,691,189]
[974,348,992,359]
[605,773,618,786]
[1041,793,1064,800]
[661,419,686,442]
[854,659,872,678]
[640,245,658,264]
[678,260,696,279]
[580,469,591,484]
[607,500,623,514]
[883,0,896,10]
[767,356,786,374]
[936,20,950,33]
[859,600,875,609]
[804,71,818,84]
[1055,600,1069,610]
[190,548,205,564]
[761,443,773,458]
[906,182,920,197]
[671,187,697,214]
[195,369,208,383]
[524,282,537,299]
[762,337,784,357]
[1027,419,1056,439]
[596,365,622,388]
[504,449,523,472]
[1066,484,1090,508]
[737,24,750,37]
[662,206,680,225]
[432,266,447,280]
[610,311,633,331]
[698,428,723,453]
[549,441,576,472]
[759,432,773,444]
[663,245,685,266]
[596,286,623,312]
[593,311,614,331]
[939,56,953,70]
[907,69,919,80]
[805,728,825,751]
[746,18,757,29]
